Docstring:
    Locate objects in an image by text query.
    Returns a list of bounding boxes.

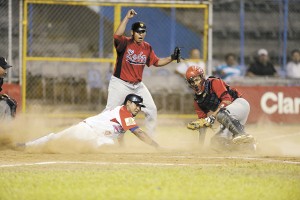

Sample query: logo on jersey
[124,117,136,126]
[126,49,147,65]
[113,125,125,134]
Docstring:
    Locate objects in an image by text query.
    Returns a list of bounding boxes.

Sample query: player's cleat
[232,134,254,144]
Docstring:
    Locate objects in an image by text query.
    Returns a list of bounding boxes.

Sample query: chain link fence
[2,0,299,114]
[0,0,20,82]
[22,1,208,113]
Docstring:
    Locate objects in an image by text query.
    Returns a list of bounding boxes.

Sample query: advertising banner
[235,86,300,123]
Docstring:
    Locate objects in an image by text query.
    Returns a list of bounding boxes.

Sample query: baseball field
[1,114,300,200]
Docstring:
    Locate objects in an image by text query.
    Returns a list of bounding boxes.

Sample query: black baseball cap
[131,21,146,32]
[0,57,12,69]
[124,93,146,108]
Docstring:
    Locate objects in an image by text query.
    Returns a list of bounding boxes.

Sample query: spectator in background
[286,49,300,79]
[175,48,205,78]
[246,49,278,77]
[213,53,243,82]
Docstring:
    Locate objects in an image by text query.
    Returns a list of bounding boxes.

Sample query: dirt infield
[1,114,300,200]
[1,113,300,163]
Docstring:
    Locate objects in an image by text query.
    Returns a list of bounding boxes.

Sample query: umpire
[0,57,17,120]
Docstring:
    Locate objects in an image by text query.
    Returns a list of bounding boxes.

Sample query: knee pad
[216,108,245,137]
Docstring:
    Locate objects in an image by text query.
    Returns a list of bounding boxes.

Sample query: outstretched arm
[156,56,173,67]
[156,46,181,67]
[115,9,137,36]
[132,128,159,148]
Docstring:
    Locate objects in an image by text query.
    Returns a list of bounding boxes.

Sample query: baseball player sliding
[185,65,256,152]
[18,94,160,150]
[105,9,181,138]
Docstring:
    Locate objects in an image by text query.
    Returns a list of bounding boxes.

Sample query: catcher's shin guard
[216,108,245,137]
[216,108,253,144]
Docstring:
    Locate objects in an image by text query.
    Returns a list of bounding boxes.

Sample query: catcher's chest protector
[194,79,220,112]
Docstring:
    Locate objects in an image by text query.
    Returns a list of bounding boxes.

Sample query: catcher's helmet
[131,21,146,32]
[124,94,146,108]
[186,66,205,94]
[185,65,204,80]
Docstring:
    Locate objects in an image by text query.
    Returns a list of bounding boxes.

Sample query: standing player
[19,94,160,150]
[0,57,17,121]
[106,9,180,138]
[185,65,255,151]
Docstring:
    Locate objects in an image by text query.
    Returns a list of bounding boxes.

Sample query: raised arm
[132,128,160,148]
[114,9,137,36]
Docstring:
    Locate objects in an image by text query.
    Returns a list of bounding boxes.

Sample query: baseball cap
[0,57,12,69]
[258,49,268,56]
[131,21,146,32]
[124,93,146,108]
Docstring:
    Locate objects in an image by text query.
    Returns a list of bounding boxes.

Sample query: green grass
[1,163,300,200]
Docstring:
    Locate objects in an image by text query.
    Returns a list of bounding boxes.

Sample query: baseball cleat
[232,134,254,144]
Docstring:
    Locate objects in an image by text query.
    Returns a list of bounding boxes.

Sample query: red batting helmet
[185,66,205,94]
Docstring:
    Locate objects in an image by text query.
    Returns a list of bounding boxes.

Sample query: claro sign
[261,92,300,114]
[234,86,300,123]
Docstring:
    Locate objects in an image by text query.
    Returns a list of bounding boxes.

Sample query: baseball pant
[0,100,13,121]
[217,98,250,139]
[25,122,115,148]
[105,76,157,137]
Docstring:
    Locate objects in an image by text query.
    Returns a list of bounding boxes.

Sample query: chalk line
[0,156,299,168]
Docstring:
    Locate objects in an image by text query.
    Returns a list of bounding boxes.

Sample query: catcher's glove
[171,46,181,63]
[187,116,216,130]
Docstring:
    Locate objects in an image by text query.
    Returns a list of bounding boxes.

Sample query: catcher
[0,57,17,121]
[185,65,255,151]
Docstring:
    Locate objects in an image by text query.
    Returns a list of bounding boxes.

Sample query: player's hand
[126,9,137,19]
[204,115,216,126]
[171,46,181,63]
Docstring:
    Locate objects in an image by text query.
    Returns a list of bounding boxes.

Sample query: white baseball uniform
[25,105,139,148]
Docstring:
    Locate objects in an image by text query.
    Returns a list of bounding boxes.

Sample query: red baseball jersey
[113,35,160,83]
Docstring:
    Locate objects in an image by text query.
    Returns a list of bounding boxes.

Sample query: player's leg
[105,76,131,110]
[0,100,13,121]
[25,123,84,147]
[225,98,250,125]
[216,98,254,144]
[210,125,233,151]
[137,82,157,138]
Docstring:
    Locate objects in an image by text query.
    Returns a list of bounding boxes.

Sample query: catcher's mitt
[171,46,181,63]
[187,118,211,130]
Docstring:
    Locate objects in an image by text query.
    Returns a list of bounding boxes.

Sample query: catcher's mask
[124,93,146,108]
[185,66,205,94]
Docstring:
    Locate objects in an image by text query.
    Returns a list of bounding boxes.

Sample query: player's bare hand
[126,9,137,19]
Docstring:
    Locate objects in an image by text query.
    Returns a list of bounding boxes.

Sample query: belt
[114,76,141,85]
[121,79,140,85]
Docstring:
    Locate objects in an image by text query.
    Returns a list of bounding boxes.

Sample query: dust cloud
[1,114,300,157]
